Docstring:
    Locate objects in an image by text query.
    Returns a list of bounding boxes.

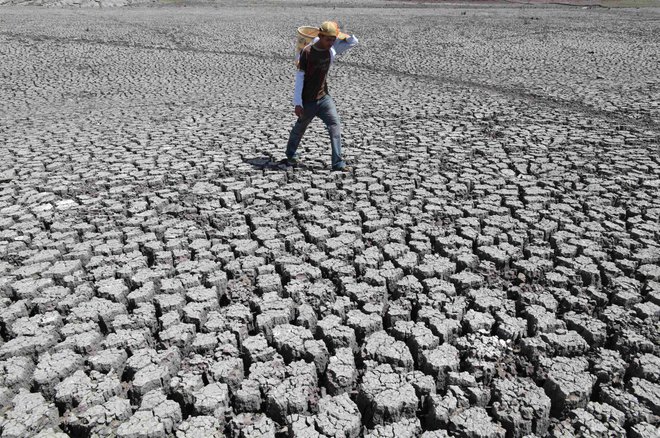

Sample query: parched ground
[0,2,659,437]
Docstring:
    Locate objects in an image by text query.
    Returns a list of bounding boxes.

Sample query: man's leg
[285,101,317,162]
[316,95,346,170]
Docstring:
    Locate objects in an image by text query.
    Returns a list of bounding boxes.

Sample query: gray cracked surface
[1,0,660,436]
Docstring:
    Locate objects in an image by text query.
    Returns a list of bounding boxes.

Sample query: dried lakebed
[0,2,659,437]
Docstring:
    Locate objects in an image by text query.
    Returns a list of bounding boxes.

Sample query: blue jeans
[286,94,346,169]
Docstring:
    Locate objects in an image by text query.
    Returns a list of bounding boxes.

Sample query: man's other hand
[295,105,304,118]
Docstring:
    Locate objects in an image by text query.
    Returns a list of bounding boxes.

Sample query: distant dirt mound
[0,0,155,6]
[401,0,659,7]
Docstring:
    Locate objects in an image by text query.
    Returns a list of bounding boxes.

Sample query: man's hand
[295,105,304,118]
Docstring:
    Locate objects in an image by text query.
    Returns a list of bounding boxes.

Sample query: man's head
[317,21,346,50]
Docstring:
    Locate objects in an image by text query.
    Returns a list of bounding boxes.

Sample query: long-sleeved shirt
[293,35,358,106]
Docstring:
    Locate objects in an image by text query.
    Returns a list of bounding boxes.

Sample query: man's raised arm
[334,35,359,56]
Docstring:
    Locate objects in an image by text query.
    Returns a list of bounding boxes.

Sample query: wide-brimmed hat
[318,21,349,40]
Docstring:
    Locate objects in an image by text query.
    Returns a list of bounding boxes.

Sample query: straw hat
[318,21,349,40]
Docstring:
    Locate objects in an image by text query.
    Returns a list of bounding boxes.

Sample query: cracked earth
[0,1,659,437]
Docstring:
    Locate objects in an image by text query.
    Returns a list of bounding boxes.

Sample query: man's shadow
[243,156,313,171]
[244,156,286,171]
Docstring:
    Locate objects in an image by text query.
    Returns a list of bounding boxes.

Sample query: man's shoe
[280,157,300,167]
[331,165,352,173]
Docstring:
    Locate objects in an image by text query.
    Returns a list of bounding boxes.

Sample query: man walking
[284,21,358,172]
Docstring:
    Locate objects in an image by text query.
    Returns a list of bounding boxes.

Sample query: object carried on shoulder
[295,25,319,64]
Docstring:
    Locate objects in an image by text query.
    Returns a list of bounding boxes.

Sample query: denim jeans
[286,94,346,169]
